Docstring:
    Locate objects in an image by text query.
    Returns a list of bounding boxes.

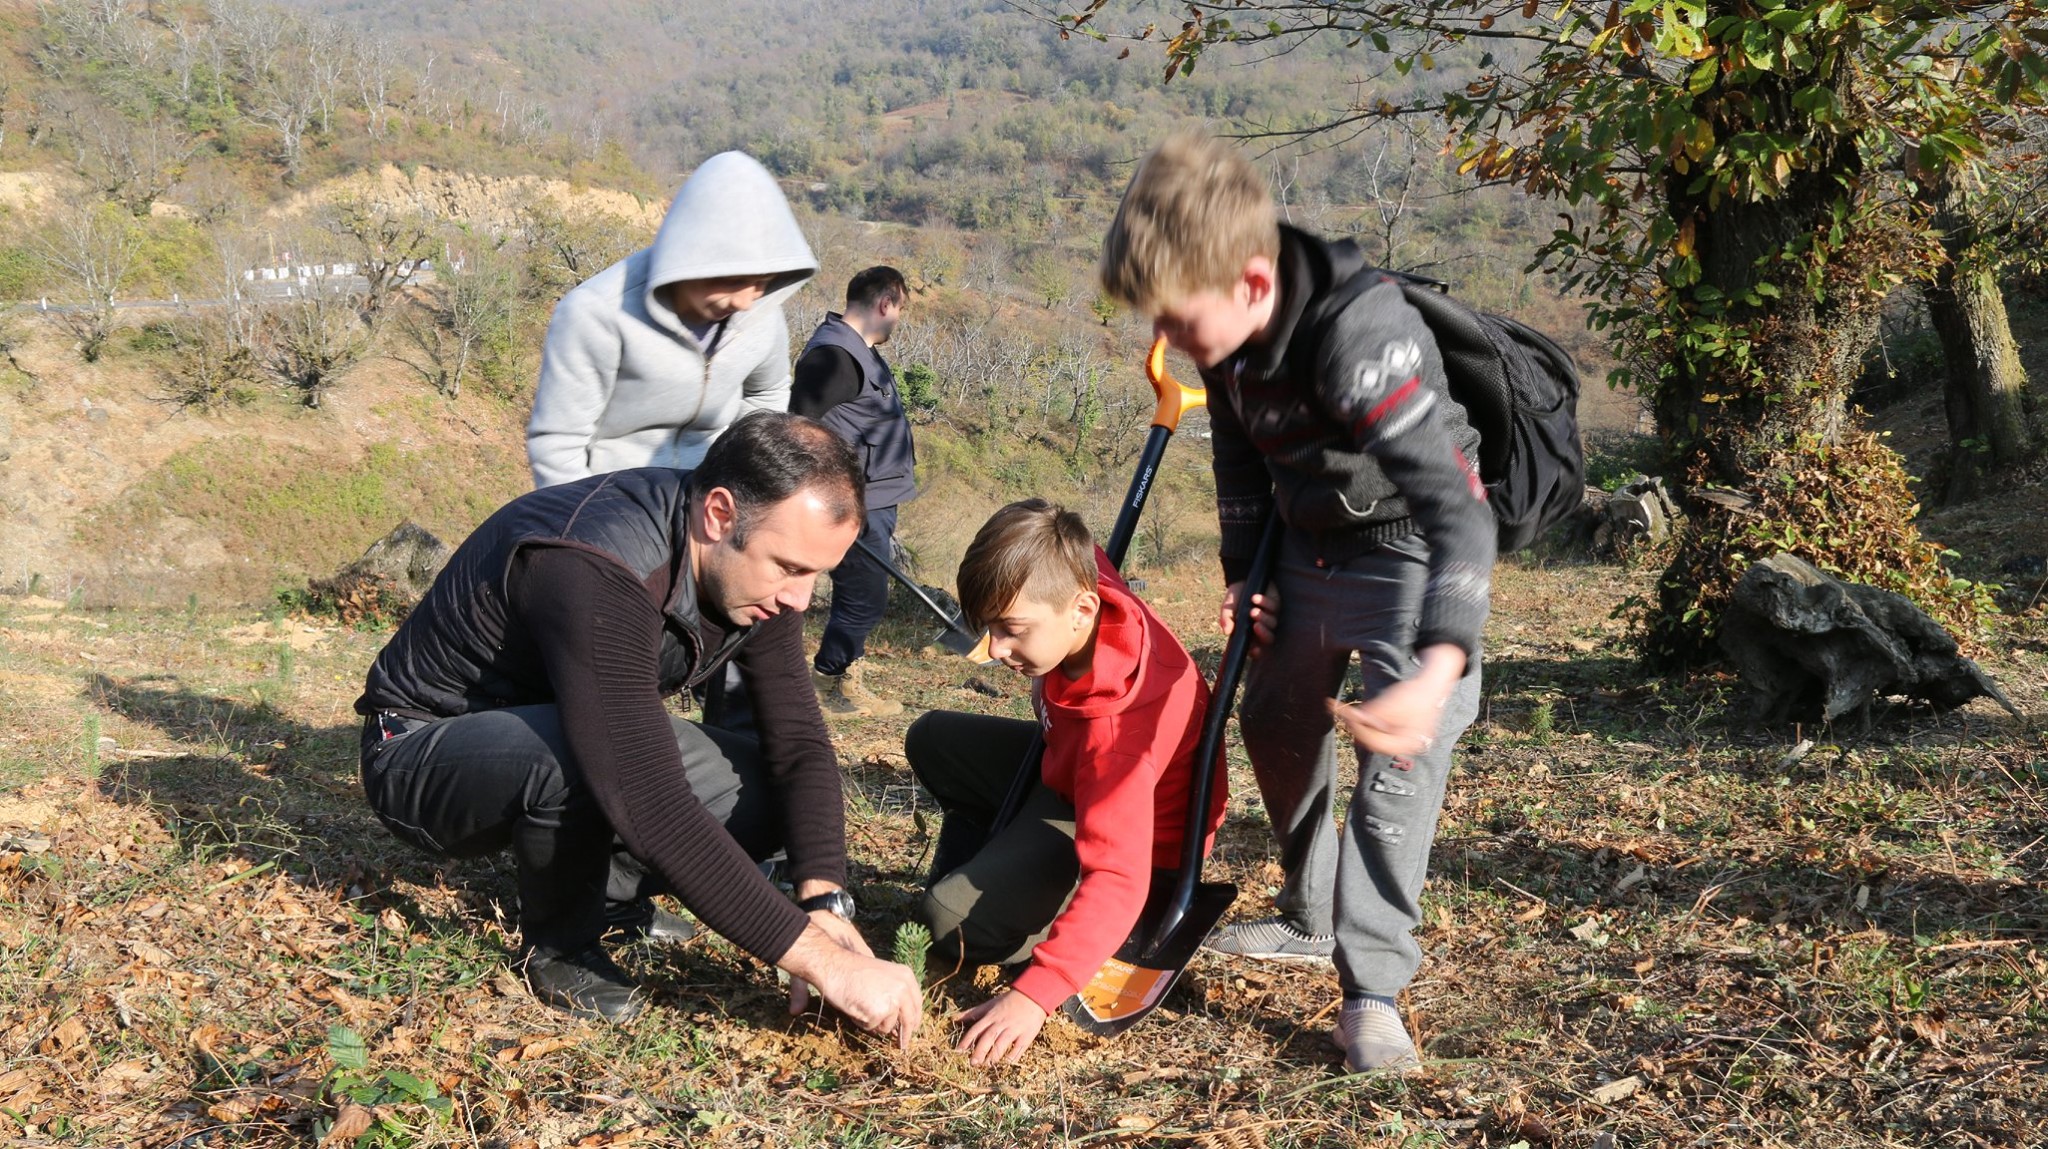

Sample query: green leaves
[326,1024,368,1073]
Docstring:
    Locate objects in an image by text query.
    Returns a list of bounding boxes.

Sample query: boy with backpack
[906,499,1222,1066]
[1098,133,1500,1072]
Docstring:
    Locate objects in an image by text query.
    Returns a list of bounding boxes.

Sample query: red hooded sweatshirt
[1009,549,1226,1011]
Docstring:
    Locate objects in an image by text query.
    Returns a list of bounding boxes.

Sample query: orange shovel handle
[1146,337,1206,432]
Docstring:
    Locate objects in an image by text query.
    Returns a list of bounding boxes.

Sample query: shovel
[984,338,1208,835]
[850,537,989,660]
[1060,511,1284,1036]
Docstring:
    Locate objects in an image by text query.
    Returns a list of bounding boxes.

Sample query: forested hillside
[0,0,1618,605]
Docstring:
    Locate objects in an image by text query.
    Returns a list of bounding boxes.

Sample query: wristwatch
[797,889,856,922]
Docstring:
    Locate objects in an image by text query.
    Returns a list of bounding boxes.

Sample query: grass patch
[81,434,529,599]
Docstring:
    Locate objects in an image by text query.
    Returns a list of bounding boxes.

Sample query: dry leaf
[1589,1075,1642,1104]
[0,1066,41,1108]
[1907,1013,1947,1047]
[92,1058,155,1097]
[321,1103,376,1144]
[43,1015,89,1055]
[496,1035,578,1063]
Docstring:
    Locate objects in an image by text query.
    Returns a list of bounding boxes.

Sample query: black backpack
[1322,267,1587,553]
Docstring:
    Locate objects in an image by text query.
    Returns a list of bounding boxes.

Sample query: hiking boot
[604,898,697,946]
[1331,996,1421,1074]
[1205,916,1336,963]
[523,944,645,1023]
[814,661,903,720]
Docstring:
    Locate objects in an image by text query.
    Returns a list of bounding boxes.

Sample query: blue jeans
[814,505,897,677]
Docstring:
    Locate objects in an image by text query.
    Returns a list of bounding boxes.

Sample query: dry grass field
[1,547,2042,1148]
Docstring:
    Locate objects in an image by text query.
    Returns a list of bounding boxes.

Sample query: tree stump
[1718,552,2019,724]
[304,521,451,625]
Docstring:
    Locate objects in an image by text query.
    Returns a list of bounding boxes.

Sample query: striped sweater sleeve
[511,545,812,964]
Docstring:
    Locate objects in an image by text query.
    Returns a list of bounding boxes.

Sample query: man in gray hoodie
[527,151,819,487]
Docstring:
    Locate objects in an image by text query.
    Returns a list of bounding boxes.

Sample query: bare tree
[248,74,318,179]
[394,239,517,398]
[349,32,395,138]
[167,17,204,101]
[205,225,264,355]
[36,199,142,362]
[208,0,285,80]
[514,198,647,301]
[322,196,437,326]
[157,313,261,413]
[38,0,126,54]
[304,16,348,136]
[264,280,367,409]
[53,92,196,216]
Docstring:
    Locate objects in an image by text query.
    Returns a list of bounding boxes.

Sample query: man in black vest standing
[791,267,918,719]
[354,412,922,1043]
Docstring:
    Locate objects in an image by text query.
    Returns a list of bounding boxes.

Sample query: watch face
[803,890,856,920]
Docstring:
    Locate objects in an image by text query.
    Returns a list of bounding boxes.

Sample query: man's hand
[805,908,874,958]
[781,923,922,1049]
[956,989,1048,1067]
[1217,581,1279,655]
[1328,643,1466,758]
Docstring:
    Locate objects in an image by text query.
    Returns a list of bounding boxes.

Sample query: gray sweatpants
[1238,530,1482,997]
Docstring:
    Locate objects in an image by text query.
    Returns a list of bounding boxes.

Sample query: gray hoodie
[526,152,818,487]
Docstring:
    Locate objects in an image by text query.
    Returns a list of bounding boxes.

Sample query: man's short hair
[957,499,1096,631]
[1100,132,1279,315]
[691,411,865,547]
[846,266,908,311]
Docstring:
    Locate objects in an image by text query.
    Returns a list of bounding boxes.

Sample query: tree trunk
[1643,43,1918,666]
[1921,180,2034,503]
[1654,71,1874,484]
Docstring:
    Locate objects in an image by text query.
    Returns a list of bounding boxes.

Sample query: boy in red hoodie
[906,499,1223,1065]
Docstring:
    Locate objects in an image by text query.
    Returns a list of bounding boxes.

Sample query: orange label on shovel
[1076,957,1173,1021]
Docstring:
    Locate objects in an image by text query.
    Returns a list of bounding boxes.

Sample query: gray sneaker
[1331,996,1421,1073]
[1205,916,1336,963]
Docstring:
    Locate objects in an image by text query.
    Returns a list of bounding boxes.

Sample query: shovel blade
[933,626,982,656]
[1060,880,1236,1037]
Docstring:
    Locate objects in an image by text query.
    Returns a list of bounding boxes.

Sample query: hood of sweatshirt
[641,151,818,340]
[1042,551,1167,720]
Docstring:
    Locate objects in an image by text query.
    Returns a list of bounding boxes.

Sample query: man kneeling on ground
[354,411,921,1044]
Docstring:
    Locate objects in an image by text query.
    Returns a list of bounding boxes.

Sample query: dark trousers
[907,710,1083,970]
[814,506,897,676]
[359,706,785,957]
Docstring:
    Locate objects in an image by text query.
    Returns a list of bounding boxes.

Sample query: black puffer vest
[802,313,918,509]
[355,468,745,719]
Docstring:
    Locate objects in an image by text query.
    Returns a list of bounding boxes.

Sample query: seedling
[892,920,931,984]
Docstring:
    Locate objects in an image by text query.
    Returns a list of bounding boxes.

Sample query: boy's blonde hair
[1100,131,1280,314]
[957,499,1096,631]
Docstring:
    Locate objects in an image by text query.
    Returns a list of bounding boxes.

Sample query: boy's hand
[956,988,1048,1066]
[1218,582,1279,655]
[1328,643,1466,758]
